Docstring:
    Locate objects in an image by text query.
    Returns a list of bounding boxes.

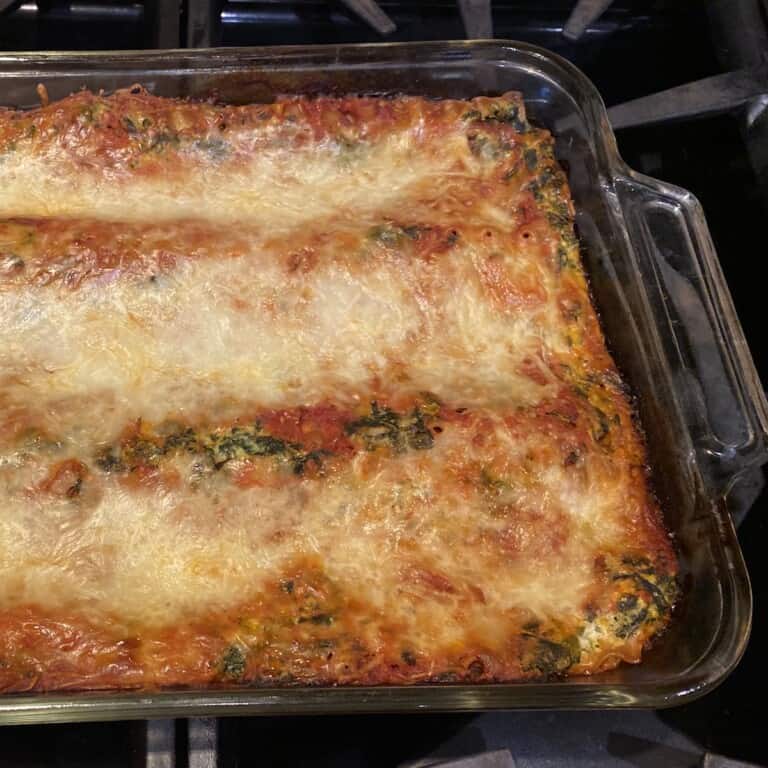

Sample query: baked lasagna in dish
[0,88,677,691]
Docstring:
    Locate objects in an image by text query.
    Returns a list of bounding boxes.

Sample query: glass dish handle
[616,172,768,492]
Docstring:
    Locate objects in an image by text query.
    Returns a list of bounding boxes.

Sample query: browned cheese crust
[0,89,677,691]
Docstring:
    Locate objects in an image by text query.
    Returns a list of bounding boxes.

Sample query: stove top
[0,2,766,765]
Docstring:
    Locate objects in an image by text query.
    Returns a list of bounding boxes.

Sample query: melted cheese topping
[0,90,676,691]
[0,220,565,442]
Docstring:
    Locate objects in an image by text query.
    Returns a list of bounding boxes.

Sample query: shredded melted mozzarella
[0,422,626,635]
[0,133,471,230]
[0,234,564,444]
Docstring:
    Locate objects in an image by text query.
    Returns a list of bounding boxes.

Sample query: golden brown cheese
[0,89,676,692]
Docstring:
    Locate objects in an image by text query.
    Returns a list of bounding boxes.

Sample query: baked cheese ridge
[1,88,540,229]
[0,90,677,691]
[1,215,603,440]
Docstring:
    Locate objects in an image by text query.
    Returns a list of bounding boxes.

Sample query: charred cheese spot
[36,458,87,496]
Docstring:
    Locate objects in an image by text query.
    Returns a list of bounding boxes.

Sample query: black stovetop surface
[0,2,766,766]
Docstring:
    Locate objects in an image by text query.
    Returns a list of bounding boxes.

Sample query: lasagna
[0,88,677,692]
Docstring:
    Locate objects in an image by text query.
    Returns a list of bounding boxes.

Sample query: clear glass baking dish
[0,40,765,724]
